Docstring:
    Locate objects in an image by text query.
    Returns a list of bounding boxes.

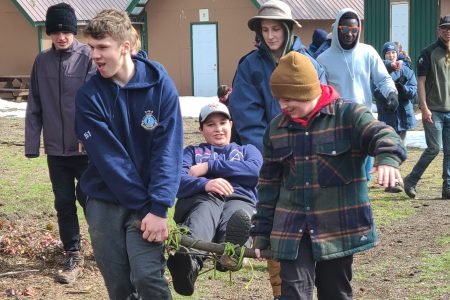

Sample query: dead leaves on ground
[0,218,61,259]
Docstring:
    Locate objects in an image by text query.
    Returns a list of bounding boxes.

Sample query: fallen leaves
[0,219,61,259]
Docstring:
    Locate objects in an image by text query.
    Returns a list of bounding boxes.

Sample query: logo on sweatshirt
[141,110,158,130]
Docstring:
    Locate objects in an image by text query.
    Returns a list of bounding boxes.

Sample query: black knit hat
[45,3,77,35]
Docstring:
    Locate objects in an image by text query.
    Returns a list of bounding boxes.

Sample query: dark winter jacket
[25,39,96,157]
[75,56,183,219]
[307,28,328,57]
[229,37,327,152]
[251,85,407,261]
[177,142,263,203]
[374,61,417,133]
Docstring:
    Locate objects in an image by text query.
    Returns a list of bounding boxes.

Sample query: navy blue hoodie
[177,142,262,203]
[75,56,183,218]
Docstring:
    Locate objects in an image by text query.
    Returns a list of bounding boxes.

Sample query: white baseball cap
[199,102,231,124]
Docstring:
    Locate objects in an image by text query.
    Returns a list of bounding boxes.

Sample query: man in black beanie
[25,2,96,284]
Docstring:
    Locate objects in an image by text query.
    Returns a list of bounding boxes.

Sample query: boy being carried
[168,102,263,296]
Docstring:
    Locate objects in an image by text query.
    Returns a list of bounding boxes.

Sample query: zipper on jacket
[58,52,65,154]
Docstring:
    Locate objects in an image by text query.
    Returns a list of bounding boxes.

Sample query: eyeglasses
[338,26,360,34]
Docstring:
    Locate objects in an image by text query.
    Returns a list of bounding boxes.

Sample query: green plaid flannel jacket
[251,99,407,261]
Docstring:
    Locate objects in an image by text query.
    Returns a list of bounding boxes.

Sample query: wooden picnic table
[0,75,30,102]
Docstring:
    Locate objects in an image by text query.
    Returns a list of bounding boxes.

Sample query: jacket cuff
[374,153,401,168]
[253,235,270,250]
[148,202,168,218]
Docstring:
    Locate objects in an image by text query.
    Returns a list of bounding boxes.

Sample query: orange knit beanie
[270,51,321,101]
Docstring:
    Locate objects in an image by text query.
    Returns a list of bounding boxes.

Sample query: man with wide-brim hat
[228,1,327,298]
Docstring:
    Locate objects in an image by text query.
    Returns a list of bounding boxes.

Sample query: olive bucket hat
[248,0,302,34]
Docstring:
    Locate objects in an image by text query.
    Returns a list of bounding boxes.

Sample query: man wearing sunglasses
[317,8,398,183]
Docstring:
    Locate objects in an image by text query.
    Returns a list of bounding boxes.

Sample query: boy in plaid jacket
[251,51,407,299]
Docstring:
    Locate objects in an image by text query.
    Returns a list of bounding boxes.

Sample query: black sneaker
[225,209,251,246]
[167,246,199,296]
[404,175,416,199]
[216,209,252,272]
[55,251,84,284]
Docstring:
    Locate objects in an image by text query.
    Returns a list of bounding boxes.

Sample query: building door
[391,3,409,52]
[191,23,218,96]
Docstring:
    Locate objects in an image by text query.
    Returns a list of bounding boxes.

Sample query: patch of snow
[0,97,428,149]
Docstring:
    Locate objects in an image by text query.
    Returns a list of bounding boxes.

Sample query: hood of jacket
[330,8,361,52]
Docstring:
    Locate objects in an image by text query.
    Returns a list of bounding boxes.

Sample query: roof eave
[10,0,39,27]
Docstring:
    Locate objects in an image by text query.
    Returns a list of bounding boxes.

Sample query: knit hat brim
[271,82,321,101]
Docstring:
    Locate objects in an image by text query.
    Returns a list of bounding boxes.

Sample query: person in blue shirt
[373,42,417,193]
[229,0,326,152]
[167,102,263,296]
[75,9,183,300]
[374,42,417,143]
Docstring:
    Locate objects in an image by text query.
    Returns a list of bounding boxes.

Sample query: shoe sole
[167,251,195,296]
[225,209,251,246]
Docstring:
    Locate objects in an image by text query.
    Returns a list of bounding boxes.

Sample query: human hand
[394,60,402,71]
[254,249,265,261]
[384,92,399,112]
[421,107,433,124]
[78,142,86,154]
[188,162,208,177]
[371,165,403,188]
[205,178,234,196]
[140,213,169,243]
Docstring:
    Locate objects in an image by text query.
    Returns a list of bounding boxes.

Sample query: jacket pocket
[271,147,296,189]
[315,140,352,187]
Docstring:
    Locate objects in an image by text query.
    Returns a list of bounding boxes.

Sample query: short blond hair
[85,9,132,44]
[130,26,141,53]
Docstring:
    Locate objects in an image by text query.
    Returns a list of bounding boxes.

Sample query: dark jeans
[280,235,353,300]
[47,155,88,252]
[86,198,172,300]
[408,111,450,189]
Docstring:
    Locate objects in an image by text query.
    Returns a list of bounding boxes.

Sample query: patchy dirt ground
[0,116,449,299]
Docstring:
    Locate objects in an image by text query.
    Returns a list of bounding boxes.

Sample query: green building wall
[364,0,439,69]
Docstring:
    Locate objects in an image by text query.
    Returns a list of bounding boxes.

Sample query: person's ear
[121,40,131,54]
[230,120,233,129]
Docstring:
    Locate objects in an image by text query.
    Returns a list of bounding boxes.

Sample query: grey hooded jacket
[25,39,96,157]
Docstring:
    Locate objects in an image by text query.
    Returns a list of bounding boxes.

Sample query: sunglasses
[338,26,360,34]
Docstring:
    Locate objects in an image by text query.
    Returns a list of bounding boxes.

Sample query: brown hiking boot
[56,251,84,284]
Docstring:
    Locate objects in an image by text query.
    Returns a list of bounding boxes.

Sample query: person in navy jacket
[167,102,262,296]
[374,41,417,142]
[75,9,182,300]
[228,2,326,298]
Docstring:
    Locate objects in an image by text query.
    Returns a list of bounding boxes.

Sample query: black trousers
[47,155,88,252]
[280,235,353,300]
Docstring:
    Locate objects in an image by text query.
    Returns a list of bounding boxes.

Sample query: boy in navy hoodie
[168,102,263,296]
[75,9,183,300]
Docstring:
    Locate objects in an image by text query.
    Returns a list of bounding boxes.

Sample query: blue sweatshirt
[229,37,327,152]
[75,56,183,218]
[177,142,263,203]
